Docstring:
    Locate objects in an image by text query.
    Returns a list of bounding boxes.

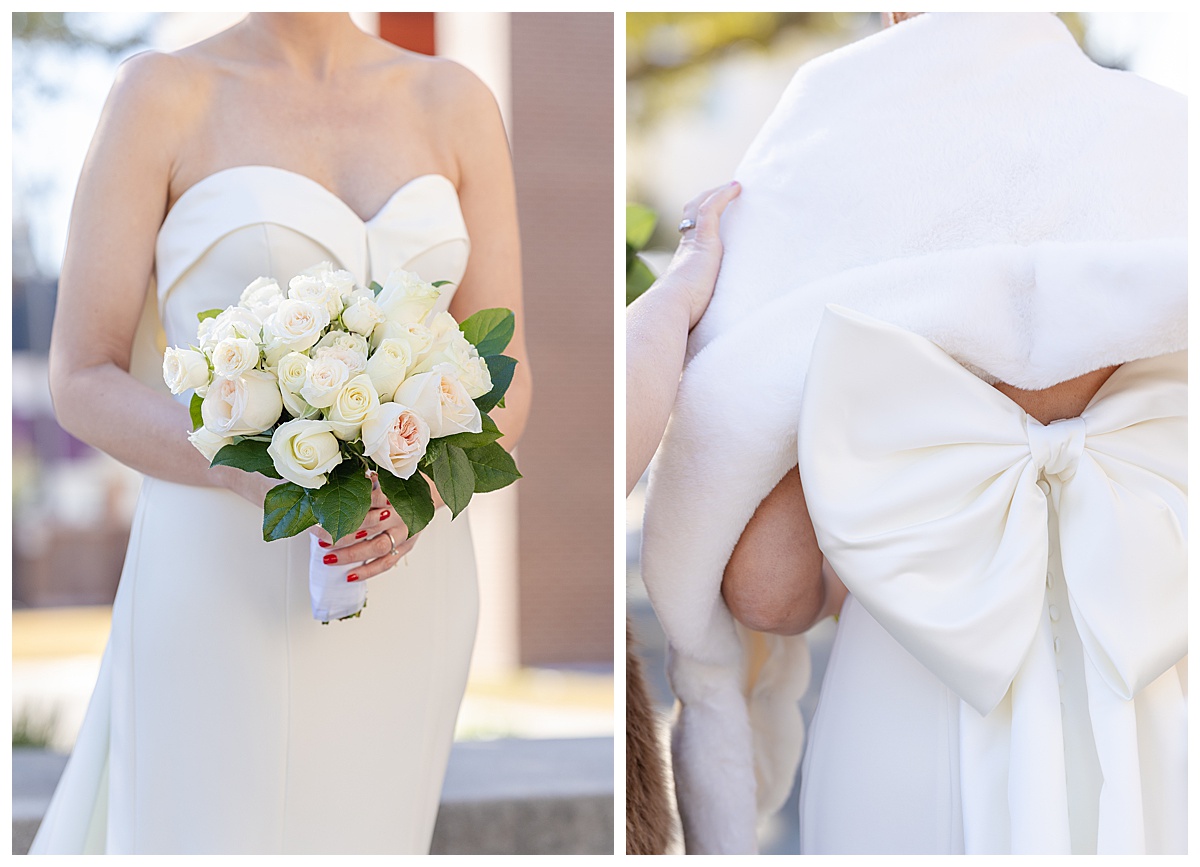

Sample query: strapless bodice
[152,165,469,351]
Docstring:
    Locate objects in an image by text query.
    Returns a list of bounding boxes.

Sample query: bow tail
[959,614,1071,854]
[1083,655,1187,854]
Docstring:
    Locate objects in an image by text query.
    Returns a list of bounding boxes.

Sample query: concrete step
[13,737,613,855]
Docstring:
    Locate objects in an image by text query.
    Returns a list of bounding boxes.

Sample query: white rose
[364,337,415,400]
[239,277,285,316]
[210,337,261,379]
[187,425,233,462]
[163,347,210,395]
[197,307,262,352]
[393,369,482,439]
[267,419,343,489]
[436,355,493,401]
[299,355,351,409]
[325,374,380,441]
[341,295,385,336]
[315,329,371,360]
[371,318,434,355]
[375,268,443,325]
[288,271,344,319]
[411,333,492,399]
[362,402,430,480]
[201,370,284,436]
[300,260,357,298]
[275,351,318,419]
[263,299,330,363]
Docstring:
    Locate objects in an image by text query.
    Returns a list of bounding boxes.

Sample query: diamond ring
[678,217,697,233]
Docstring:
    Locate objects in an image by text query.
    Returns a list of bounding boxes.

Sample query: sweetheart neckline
[160,165,457,230]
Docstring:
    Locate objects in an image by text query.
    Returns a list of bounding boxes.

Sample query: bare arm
[440,64,531,448]
[47,51,271,506]
[625,182,740,494]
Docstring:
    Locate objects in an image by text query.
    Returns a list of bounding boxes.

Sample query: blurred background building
[626,11,1188,854]
[12,9,613,787]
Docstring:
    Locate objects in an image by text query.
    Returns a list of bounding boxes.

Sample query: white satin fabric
[797,306,1186,854]
[31,167,480,854]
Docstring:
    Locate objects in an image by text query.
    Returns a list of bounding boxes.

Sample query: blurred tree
[12,11,150,52]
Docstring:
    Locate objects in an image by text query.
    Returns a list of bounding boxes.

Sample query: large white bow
[798,306,1186,854]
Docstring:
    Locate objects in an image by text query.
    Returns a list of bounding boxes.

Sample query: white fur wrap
[640,12,1185,854]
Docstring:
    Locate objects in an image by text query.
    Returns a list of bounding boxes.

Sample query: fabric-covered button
[1048,604,1060,622]
[1054,637,1062,654]
[1036,478,1051,496]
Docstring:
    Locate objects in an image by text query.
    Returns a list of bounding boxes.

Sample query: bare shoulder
[99,49,210,155]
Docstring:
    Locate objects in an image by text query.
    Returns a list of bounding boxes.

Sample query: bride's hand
[658,181,741,330]
[309,476,421,582]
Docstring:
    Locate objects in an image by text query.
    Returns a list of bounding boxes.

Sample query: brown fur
[626,621,674,854]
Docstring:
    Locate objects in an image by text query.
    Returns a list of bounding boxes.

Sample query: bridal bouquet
[162,262,520,619]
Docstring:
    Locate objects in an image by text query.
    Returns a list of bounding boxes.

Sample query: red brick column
[510,13,615,666]
[379,12,435,55]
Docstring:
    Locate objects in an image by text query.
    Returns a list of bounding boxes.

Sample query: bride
[32,13,530,854]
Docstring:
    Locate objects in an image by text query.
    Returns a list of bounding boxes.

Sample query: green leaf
[369,280,383,297]
[210,439,282,479]
[626,203,657,251]
[473,355,517,414]
[438,412,503,449]
[375,466,436,538]
[196,308,223,322]
[458,308,515,357]
[432,280,453,288]
[626,254,657,306]
[310,462,373,543]
[262,482,317,541]
[189,392,204,431]
[428,443,474,518]
[464,442,522,493]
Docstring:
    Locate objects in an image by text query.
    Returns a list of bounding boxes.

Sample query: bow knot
[1027,416,1086,482]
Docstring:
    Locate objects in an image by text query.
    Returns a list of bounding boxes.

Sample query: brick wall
[511,14,615,666]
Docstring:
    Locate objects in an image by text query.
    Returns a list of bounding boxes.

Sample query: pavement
[11,605,615,855]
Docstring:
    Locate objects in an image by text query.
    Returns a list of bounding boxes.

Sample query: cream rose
[210,337,261,379]
[393,369,482,439]
[412,333,493,399]
[187,425,233,462]
[163,347,210,395]
[299,355,352,409]
[325,374,380,441]
[288,271,344,319]
[364,337,415,400]
[375,268,443,325]
[239,277,285,316]
[370,318,434,356]
[300,260,357,298]
[315,330,370,370]
[201,370,284,436]
[362,402,430,480]
[263,299,330,364]
[275,352,318,419]
[199,307,262,352]
[267,419,343,489]
[341,294,385,336]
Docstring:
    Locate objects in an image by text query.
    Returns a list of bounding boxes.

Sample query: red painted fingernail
[355,530,368,539]
[347,573,360,582]
[323,554,338,565]
[318,540,331,548]
[380,510,391,520]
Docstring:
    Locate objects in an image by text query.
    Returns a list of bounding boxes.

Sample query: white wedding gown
[30,166,480,855]
[795,307,1187,854]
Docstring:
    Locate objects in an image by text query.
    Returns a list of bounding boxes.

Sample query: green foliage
[424,441,474,518]
[626,203,658,305]
[196,308,223,322]
[12,706,58,748]
[210,439,281,479]
[376,467,436,538]
[369,280,383,296]
[459,308,515,357]
[262,483,317,541]
[439,412,503,450]
[310,462,373,543]
[465,442,522,493]
[474,355,517,414]
[189,393,204,431]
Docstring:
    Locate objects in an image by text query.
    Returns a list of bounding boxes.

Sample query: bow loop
[1027,416,1086,482]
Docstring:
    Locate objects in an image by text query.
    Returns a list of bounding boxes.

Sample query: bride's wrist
[213,465,273,508]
